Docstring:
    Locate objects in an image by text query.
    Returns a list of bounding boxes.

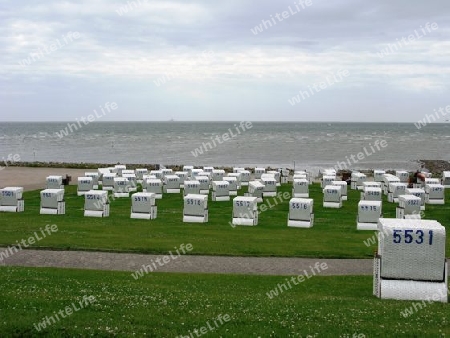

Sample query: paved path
[0,248,374,275]
[0,167,369,276]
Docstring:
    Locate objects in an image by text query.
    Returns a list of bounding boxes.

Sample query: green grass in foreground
[0,184,449,257]
[0,266,448,337]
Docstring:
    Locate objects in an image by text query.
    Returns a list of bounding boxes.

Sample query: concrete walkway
[0,248,374,276]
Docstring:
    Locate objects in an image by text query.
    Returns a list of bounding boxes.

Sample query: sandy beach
[1,160,449,191]
[0,167,88,191]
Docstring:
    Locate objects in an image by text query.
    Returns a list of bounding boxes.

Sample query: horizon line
[0,120,448,124]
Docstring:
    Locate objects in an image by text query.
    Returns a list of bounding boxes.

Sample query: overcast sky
[1,0,449,122]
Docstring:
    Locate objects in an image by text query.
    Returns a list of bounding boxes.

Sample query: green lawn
[0,267,448,337]
[0,183,449,258]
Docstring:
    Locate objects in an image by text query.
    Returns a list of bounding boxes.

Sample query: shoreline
[2,159,448,173]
